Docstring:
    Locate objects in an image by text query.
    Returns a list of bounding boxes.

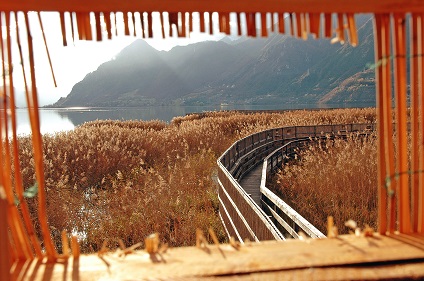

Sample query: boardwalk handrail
[261,139,327,239]
[217,123,376,242]
[217,162,285,242]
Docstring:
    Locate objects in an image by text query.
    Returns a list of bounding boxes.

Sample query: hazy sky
[3,11,231,106]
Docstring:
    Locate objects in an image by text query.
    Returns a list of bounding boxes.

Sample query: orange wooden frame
[1,1,424,280]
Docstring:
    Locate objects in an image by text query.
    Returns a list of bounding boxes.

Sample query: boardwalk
[239,163,263,206]
[218,123,376,242]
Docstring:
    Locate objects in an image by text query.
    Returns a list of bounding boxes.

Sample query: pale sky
[2,11,237,106]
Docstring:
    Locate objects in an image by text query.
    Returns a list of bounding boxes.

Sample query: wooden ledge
[12,234,424,281]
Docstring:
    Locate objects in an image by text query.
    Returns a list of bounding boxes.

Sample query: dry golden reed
[274,133,377,234]
[14,108,376,253]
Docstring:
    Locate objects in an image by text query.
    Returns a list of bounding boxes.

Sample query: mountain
[53,14,376,107]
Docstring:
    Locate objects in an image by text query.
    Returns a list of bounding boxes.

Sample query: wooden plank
[381,14,397,233]
[2,0,424,13]
[410,14,420,232]
[239,164,262,205]
[420,13,424,234]
[0,188,10,281]
[13,235,424,280]
[392,13,411,233]
[374,14,388,234]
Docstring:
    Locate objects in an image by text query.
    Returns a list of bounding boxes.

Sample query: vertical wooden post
[374,15,387,234]
[0,187,11,281]
[392,14,411,233]
[381,14,397,233]
[410,14,420,232]
[419,13,424,234]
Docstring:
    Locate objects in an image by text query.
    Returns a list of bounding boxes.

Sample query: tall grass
[273,133,377,234]
[14,108,376,252]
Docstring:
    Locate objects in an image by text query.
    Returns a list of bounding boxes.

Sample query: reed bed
[273,133,378,235]
[14,108,376,253]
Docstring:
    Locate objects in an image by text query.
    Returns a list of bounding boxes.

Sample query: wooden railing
[217,123,376,242]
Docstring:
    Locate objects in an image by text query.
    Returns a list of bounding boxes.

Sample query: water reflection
[3,109,75,136]
[55,106,192,126]
[9,102,375,135]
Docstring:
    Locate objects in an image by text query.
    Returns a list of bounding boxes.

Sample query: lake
[10,103,375,135]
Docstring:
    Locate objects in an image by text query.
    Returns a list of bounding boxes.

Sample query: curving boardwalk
[217,123,376,243]
[238,164,262,205]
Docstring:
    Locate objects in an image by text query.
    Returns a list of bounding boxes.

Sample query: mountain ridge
[53,14,376,107]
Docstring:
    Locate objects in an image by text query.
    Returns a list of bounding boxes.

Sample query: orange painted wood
[247,13,256,37]
[420,14,424,234]
[295,13,302,37]
[199,12,205,33]
[410,14,420,232]
[180,12,186,37]
[300,13,307,39]
[324,13,332,38]
[278,13,285,34]
[218,12,224,33]
[381,14,396,233]
[337,13,345,43]
[236,13,242,36]
[104,12,112,39]
[24,12,59,261]
[3,14,33,260]
[0,193,10,281]
[347,13,358,46]
[13,13,44,258]
[289,13,295,36]
[220,12,230,35]
[84,13,93,40]
[261,13,268,37]
[76,12,85,39]
[131,13,137,36]
[94,12,102,41]
[392,14,412,234]
[159,12,165,38]
[123,12,130,35]
[147,12,153,38]
[374,15,387,234]
[3,0,424,13]
[59,12,67,45]
[11,235,424,280]
[309,13,320,38]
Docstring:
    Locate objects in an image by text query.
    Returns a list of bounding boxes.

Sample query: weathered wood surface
[238,163,263,206]
[13,234,424,280]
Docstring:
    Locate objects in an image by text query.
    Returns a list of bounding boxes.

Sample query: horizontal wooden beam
[2,0,424,13]
[12,235,424,280]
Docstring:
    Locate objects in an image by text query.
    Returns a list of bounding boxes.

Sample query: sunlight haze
[3,11,227,106]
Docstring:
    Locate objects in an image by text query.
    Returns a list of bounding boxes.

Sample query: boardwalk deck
[239,163,263,206]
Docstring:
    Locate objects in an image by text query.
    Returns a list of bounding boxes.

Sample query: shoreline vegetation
[16,108,376,253]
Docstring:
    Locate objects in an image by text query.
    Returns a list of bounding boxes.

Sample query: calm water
[10,103,375,135]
